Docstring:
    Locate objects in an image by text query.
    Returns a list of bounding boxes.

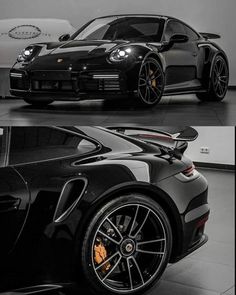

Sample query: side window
[183,25,199,41]
[164,20,186,40]
[9,127,97,165]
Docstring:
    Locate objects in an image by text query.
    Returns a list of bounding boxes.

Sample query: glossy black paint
[9,14,228,103]
[0,126,209,292]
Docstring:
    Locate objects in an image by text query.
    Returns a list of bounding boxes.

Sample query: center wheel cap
[120,239,135,256]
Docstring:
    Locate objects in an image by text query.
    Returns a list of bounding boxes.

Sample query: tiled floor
[0,90,236,125]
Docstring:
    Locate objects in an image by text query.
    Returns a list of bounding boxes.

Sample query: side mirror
[59,34,70,42]
[169,34,189,44]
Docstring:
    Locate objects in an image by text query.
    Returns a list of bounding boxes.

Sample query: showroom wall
[0,0,236,85]
[186,127,235,165]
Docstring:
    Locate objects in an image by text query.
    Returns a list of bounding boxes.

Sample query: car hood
[38,39,130,58]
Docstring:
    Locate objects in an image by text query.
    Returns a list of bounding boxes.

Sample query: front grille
[81,78,121,92]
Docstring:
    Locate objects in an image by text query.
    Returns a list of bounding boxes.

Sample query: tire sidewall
[81,194,172,295]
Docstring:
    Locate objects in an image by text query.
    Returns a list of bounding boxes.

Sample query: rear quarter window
[9,127,97,165]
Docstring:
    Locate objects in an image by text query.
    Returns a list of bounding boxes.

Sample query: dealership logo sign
[8,25,41,39]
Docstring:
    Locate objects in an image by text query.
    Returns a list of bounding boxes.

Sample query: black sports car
[9,14,229,107]
[0,126,209,295]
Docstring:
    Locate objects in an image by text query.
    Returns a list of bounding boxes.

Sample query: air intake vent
[54,178,87,222]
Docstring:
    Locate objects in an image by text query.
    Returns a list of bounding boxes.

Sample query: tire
[137,57,164,107]
[24,98,53,107]
[197,55,229,102]
[81,194,172,295]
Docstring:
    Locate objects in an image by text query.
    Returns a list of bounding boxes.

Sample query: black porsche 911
[9,14,229,107]
[0,126,209,295]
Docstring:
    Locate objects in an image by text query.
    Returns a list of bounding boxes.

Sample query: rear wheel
[81,194,172,295]
[197,55,229,101]
[137,58,164,107]
[24,98,53,107]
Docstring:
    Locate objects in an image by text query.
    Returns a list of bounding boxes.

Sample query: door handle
[0,196,21,213]
[192,52,197,57]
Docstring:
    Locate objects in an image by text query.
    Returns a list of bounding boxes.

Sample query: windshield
[72,16,164,42]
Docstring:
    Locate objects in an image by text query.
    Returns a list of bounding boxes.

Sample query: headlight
[17,46,36,62]
[109,47,132,62]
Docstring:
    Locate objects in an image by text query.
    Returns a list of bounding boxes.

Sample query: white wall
[186,127,235,165]
[0,0,236,85]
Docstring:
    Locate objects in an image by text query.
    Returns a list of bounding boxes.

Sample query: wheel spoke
[130,207,150,238]
[219,76,227,84]
[218,82,224,95]
[144,63,149,78]
[150,86,159,96]
[102,254,122,281]
[151,72,161,81]
[153,85,162,94]
[128,205,139,236]
[98,230,121,245]
[214,68,218,78]
[126,258,133,290]
[95,251,120,270]
[219,61,224,74]
[146,62,151,77]
[136,248,165,255]
[137,238,166,246]
[147,87,151,101]
[139,77,146,86]
[130,256,145,286]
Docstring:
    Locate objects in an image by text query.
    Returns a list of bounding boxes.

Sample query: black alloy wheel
[137,58,164,107]
[197,55,229,101]
[81,194,172,295]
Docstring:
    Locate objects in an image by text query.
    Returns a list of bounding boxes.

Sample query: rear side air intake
[54,178,87,222]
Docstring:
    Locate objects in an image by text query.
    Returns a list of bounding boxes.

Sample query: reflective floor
[0,91,236,125]
[4,168,234,295]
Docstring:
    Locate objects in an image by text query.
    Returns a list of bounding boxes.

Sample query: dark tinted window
[73,17,164,42]
[9,127,97,165]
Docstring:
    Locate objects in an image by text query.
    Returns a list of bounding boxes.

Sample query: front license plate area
[31,71,71,81]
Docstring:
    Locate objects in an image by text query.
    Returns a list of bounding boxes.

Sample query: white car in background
[0,18,76,97]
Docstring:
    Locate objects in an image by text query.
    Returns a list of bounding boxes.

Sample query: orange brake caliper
[149,70,157,88]
[94,239,111,273]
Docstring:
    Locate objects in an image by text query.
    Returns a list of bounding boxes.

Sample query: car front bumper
[9,67,139,100]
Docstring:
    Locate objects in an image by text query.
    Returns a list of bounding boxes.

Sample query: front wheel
[81,194,172,295]
[137,58,165,107]
[197,55,229,102]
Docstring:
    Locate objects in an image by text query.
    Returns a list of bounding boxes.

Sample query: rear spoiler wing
[107,126,198,142]
[200,32,221,39]
[107,126,198,156]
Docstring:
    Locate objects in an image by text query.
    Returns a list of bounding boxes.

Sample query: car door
[0,127,30,260]
[162,20,202,89]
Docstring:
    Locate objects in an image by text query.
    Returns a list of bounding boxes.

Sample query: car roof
[95,14,177,21]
